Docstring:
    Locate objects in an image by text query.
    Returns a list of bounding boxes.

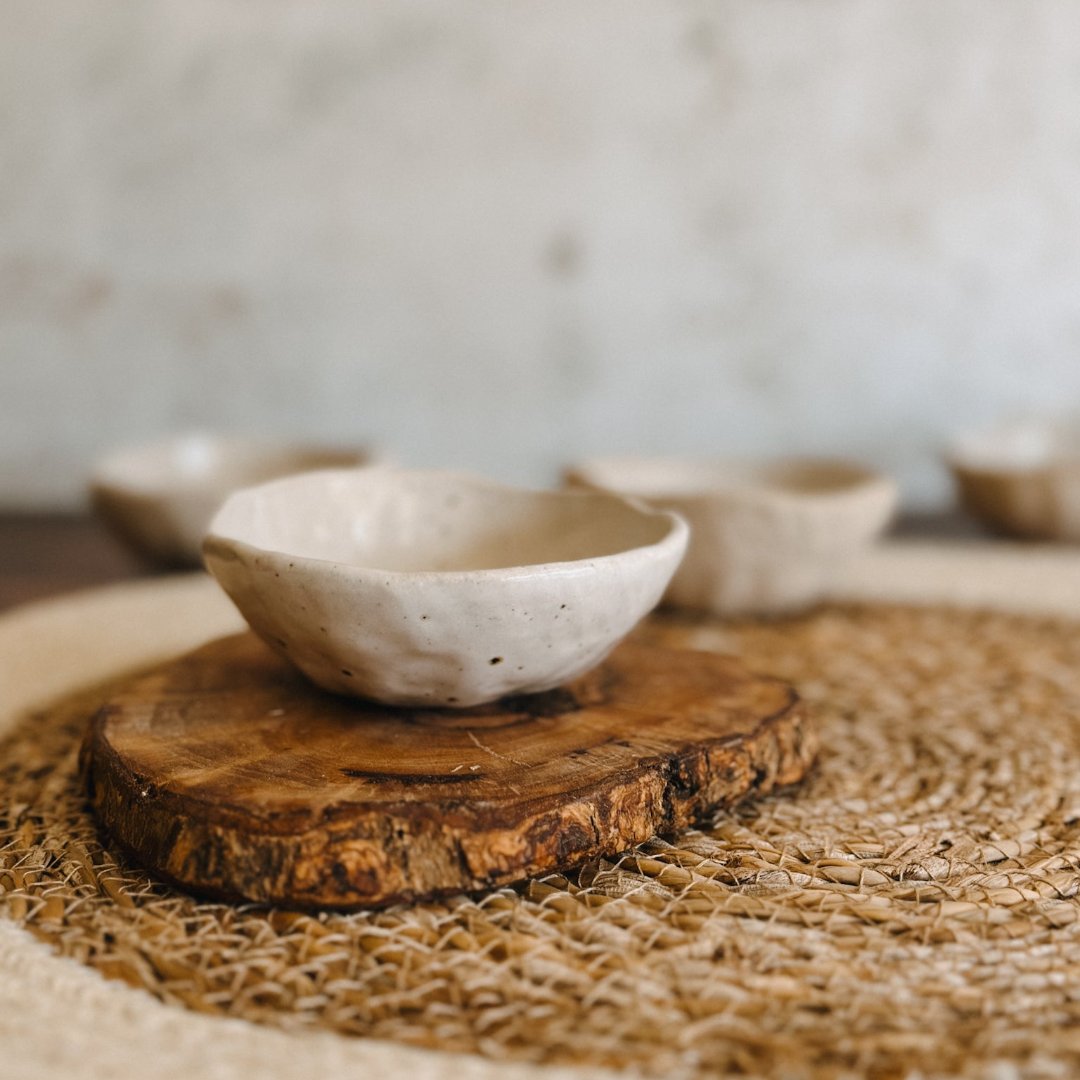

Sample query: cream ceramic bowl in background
[947,420,1080,541]
[90,433,371,568]
[566,456,898,616]
[203,467,688,707]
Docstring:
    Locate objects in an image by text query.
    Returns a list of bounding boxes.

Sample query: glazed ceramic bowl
[203,467,688,707]
[90,434,370,568]
[566,456,897,616]
[947,420,1080,541]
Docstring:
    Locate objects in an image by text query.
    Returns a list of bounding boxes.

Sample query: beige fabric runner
[4,542,1080,1079]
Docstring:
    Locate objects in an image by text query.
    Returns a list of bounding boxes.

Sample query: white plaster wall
[3,0,1080,508]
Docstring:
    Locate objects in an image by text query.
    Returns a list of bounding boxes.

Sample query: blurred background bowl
[566,456,897,616]
[90,433,372,569]
[947,420,1080,542]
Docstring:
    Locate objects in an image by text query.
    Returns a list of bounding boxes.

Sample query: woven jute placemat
[3,551,1080,1079]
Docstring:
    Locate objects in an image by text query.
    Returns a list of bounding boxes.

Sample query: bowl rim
[91,432,372,495]
[204,466,689,582]
[944,420,1080,478]
[564,454,896,509]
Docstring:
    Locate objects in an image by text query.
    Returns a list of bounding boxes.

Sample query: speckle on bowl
[203,467,688,707]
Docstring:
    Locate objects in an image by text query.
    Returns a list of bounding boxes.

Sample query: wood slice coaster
[81,632,815,909]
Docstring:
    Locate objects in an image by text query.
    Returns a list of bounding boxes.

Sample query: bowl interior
[95,435,367,494]
[570,456,881,500]
[210,470,675,572]
[949,421,1080,473]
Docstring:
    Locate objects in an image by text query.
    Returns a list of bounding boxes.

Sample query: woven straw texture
[5,554,1080,1079]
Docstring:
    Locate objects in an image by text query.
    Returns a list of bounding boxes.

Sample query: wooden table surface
[0,510,988,614]
[0,514,153,612]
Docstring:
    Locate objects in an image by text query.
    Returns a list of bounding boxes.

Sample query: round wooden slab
[81,633,815,909]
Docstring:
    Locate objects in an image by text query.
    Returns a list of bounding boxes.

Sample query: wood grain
[81,632,815,908]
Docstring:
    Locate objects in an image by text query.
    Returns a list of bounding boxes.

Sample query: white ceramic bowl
[91,434,370,567]
[566,456,897,616]
[947,420,1080,541]
[203,468,688,707]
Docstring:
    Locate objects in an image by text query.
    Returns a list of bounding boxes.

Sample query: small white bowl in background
[565,456,897,617]
[947,419,1080,541]
[203,467,688,707]
[91,433,371,568]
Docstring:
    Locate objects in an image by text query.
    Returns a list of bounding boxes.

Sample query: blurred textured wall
[4,0,1080,508]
